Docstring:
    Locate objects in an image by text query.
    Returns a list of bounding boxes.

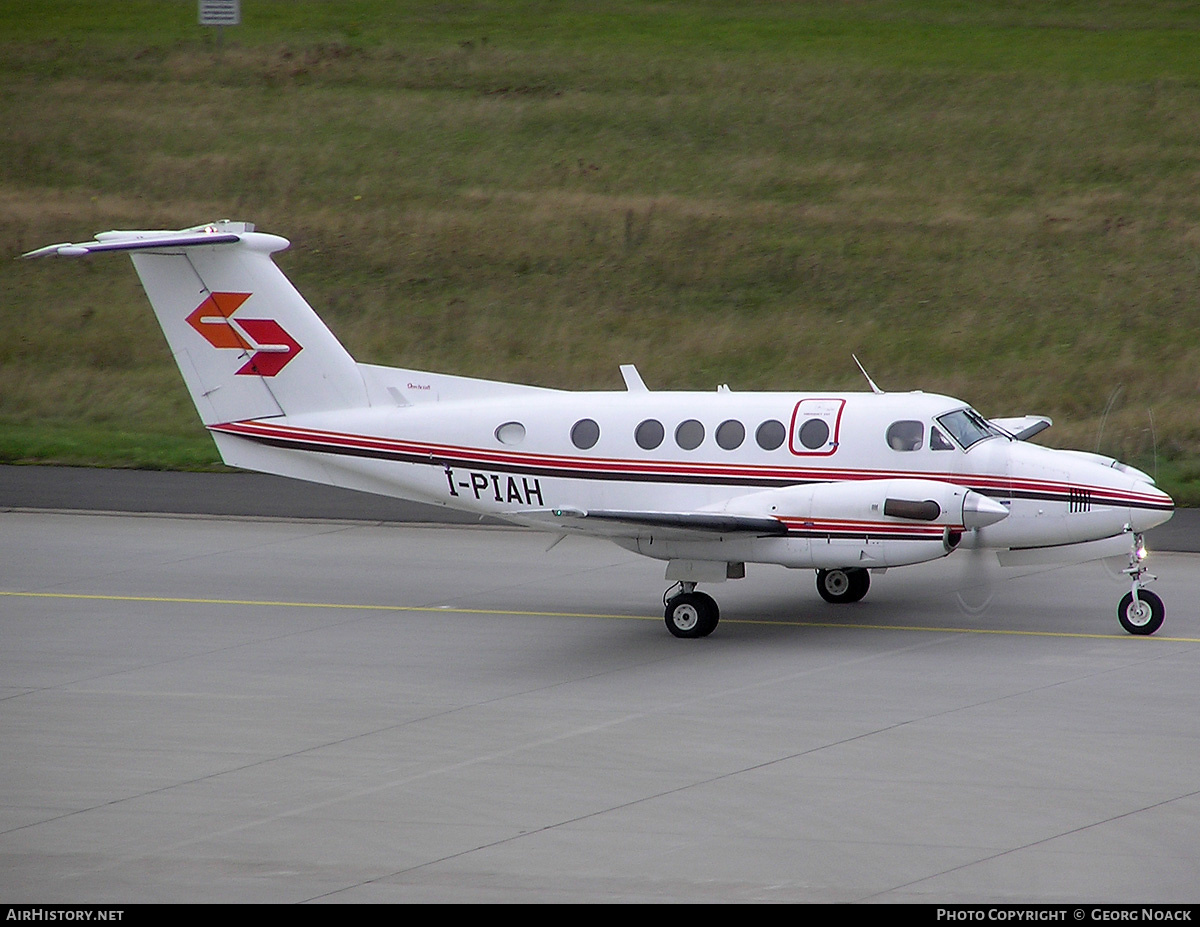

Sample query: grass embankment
[2,2,1199,499]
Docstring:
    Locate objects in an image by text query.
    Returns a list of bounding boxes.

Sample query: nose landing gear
[1119,531,1164,636]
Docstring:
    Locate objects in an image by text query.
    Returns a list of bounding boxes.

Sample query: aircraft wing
[506,507,788,540]
[990,415,1052,441]
[508,476,1009,540]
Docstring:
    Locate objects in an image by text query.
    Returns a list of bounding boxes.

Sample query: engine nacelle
[709,478,1008,569]
[627,479,1009,570]
[716,478,1005,528]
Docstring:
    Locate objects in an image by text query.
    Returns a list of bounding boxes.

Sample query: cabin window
[887,420,924,451]
[494,421,526,446]
[635,419,664,450]
[571,418,600,450]
[930,425,954,451]
[716,419,745,450]
[756,420,786,450]
[675,419,705,450]
[798,418,831,451]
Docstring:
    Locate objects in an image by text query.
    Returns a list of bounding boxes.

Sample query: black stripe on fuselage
[220,428,1173,512]
[979,487,1173,512]
[223,429,805,489]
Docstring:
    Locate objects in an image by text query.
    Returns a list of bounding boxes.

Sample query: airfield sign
[198,1,240,27]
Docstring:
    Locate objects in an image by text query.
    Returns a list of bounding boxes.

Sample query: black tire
[664,592,720,638]
[815,568,870,604]
[848,568,870,602]
[1118,590,1164,636]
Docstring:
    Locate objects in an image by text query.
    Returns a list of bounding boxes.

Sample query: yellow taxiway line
[4,589,1199,642]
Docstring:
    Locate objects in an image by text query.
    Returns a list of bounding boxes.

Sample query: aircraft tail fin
[25,222,367,425]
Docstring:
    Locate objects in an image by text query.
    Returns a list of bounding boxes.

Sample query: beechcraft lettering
[27,222,1174,640]
[445,468,545,506]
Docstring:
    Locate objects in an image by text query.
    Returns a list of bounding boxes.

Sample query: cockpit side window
[886,420,924,451]
[936,408,1001,449]
[930,425,954,451]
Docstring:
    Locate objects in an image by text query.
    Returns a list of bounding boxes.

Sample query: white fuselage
[210,378,1172,572]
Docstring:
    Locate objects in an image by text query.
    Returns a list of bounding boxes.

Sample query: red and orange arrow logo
[185,292,302,377]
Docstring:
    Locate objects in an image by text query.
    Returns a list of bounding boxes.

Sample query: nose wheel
[664,583,720,638]
[1118,589,1164,635]
[1119,531,1164,635]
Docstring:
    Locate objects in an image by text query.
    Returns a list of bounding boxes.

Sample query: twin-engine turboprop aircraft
[26,222,1174,637]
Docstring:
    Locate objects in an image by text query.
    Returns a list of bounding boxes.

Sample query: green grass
[0,423,225,471]
[2,1,1199,502]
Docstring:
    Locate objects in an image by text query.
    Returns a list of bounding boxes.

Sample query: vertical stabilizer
[27,222,368,425]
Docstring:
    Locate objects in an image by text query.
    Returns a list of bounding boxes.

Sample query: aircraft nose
[1129,480,1174,532]
[962,491,1009,529]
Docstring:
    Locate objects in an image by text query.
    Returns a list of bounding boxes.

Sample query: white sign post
[199,0,241,51]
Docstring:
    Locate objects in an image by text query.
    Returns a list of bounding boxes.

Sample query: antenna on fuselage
[852,354,884,394]
[620,364,649,392]
[1149,406,1159,483]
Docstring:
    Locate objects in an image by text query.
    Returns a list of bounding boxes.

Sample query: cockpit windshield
[935,408,1003,450]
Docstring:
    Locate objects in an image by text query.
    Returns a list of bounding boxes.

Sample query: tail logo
[185,292,302,377]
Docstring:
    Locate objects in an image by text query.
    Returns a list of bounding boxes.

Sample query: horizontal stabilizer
[23,230,244,259]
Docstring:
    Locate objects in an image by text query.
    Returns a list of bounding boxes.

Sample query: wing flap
[506,507,787,539]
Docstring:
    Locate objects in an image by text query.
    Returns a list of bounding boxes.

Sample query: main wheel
[1118,590,1164,635]
[664,592,720,638]
[815,568,870,604]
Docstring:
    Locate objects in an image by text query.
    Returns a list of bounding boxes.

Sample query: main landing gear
[663,568,872,638]
[815,568,871,604]
[664,582,720,638]
[1118,531,1164,636]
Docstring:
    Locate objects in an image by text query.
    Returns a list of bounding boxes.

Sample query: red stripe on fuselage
[210,419,1169,509]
